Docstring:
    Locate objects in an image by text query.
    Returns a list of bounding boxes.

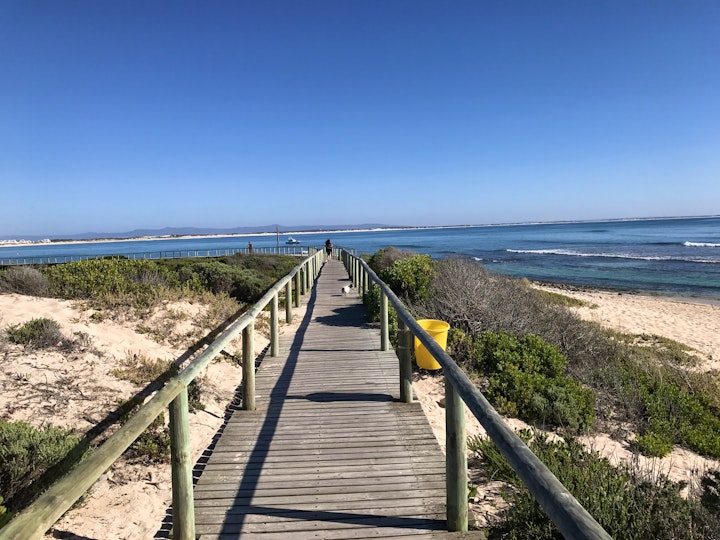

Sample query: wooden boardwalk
[193,260,481,539]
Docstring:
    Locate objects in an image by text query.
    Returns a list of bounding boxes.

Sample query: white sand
[0,292,305,539]
[2,287,719,536]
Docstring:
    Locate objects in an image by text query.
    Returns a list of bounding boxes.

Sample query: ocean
[2,216,719,299]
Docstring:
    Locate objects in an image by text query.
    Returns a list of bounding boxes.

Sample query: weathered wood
[398,320,414,403]
[193,260,454,538]
[445,376,468,532]
[294,269,302,307]
[242,322,255,410]
[0,380,185,540]
[270,293,279,357]
[380,290,389,351]
[170,386,196,539]
[347,252,612,540]
[285,279,292,323]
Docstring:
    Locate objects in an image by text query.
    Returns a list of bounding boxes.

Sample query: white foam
[506,248,720,264]
[684,241,720,248]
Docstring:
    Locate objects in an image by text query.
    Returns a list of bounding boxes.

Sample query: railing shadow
[206,272,446,535]
[23,305,247,521]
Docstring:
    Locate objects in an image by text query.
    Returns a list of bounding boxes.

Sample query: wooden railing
[341,250,613,540]
[0,249,326,540]
[0,246,312,266]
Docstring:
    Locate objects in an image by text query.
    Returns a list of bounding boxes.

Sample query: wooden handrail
[0,249,325,540]
[342,250,612,540]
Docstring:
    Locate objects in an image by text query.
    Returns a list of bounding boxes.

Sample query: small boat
[285,237,301,245]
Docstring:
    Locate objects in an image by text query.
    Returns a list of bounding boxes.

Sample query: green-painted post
[285,280,292,323]
[242,323,255,410]
[380,291,389,351]
[398,320,413,403]
[169,387,195,540]
[270,293,279,357]
[446,377,468,531]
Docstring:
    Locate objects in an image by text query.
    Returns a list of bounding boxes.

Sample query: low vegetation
[0,254,298,314]
[469,429,720,539]
[362,248,720,538]
[0,253,296,524]
[0,420,81,525]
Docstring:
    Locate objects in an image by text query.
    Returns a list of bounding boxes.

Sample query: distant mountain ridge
[1,224,398,242]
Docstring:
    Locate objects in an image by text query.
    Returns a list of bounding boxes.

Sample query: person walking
[324,239,333,261]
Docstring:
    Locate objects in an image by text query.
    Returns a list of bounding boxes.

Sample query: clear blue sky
[2,1,719,237]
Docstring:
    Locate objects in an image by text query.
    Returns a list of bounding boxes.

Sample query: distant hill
[1,224,398,242]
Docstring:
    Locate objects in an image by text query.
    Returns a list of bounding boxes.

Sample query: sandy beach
[1,286,718,537]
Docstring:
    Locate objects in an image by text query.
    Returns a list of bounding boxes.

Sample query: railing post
[380,290,389,351]
[305,262,311,291]
[397,320,413,403]
[363,268,369,301]
[445,377,468,532]
[242,322,256,410]
[271,293,279,357]
[285,280,293,323]
[300,267,306,295]
[169,386,195,540]
[294,271,301,308]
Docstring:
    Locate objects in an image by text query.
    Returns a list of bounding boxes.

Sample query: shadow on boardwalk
[184,261,465,539]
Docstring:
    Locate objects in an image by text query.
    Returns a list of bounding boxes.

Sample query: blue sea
[2,217,719,299]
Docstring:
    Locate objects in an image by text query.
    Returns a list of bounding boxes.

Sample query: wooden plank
[193,260,458,538]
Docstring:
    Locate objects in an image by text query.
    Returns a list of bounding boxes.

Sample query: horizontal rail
[0,250,325,540]
[0,246,315,266]
[342,250,612,540]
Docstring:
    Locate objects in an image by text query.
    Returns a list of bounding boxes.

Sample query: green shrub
[474,332,595,432]
[469,429,720,539]
[379,254,436,304]
[42,259,174,309]
[5,318,65,349]
[0,420,79,509]
[177,260,270,303]
[636,377,720,459]
[367,247,416,275]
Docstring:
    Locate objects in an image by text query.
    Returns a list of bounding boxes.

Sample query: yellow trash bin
[414,319,450,370]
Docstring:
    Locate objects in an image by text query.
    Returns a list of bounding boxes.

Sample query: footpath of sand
[1,287,719,537]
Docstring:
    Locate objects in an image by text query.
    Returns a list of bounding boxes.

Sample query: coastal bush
[379,254,435,304]
[175,259,281,304]
[367,247,416,275]
[0,266,50,296]
[435,259,720,457]
[42,258,176,310]
[634,375,720,459]
[415,257,619,380]
[461,330,595,432]
[224,253,298,278]
[0,420,79,512]
[469,429,720,539]
[5,317,66,349]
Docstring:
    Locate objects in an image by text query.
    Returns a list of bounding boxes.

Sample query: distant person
[247,242,253,254]
[325,239,333,261]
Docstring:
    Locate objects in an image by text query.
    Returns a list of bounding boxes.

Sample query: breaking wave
[506,248,719,263]
[684,241,720,248]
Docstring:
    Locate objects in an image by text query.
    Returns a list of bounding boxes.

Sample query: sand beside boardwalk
[1,287,719,536]
[0,292,306,539]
